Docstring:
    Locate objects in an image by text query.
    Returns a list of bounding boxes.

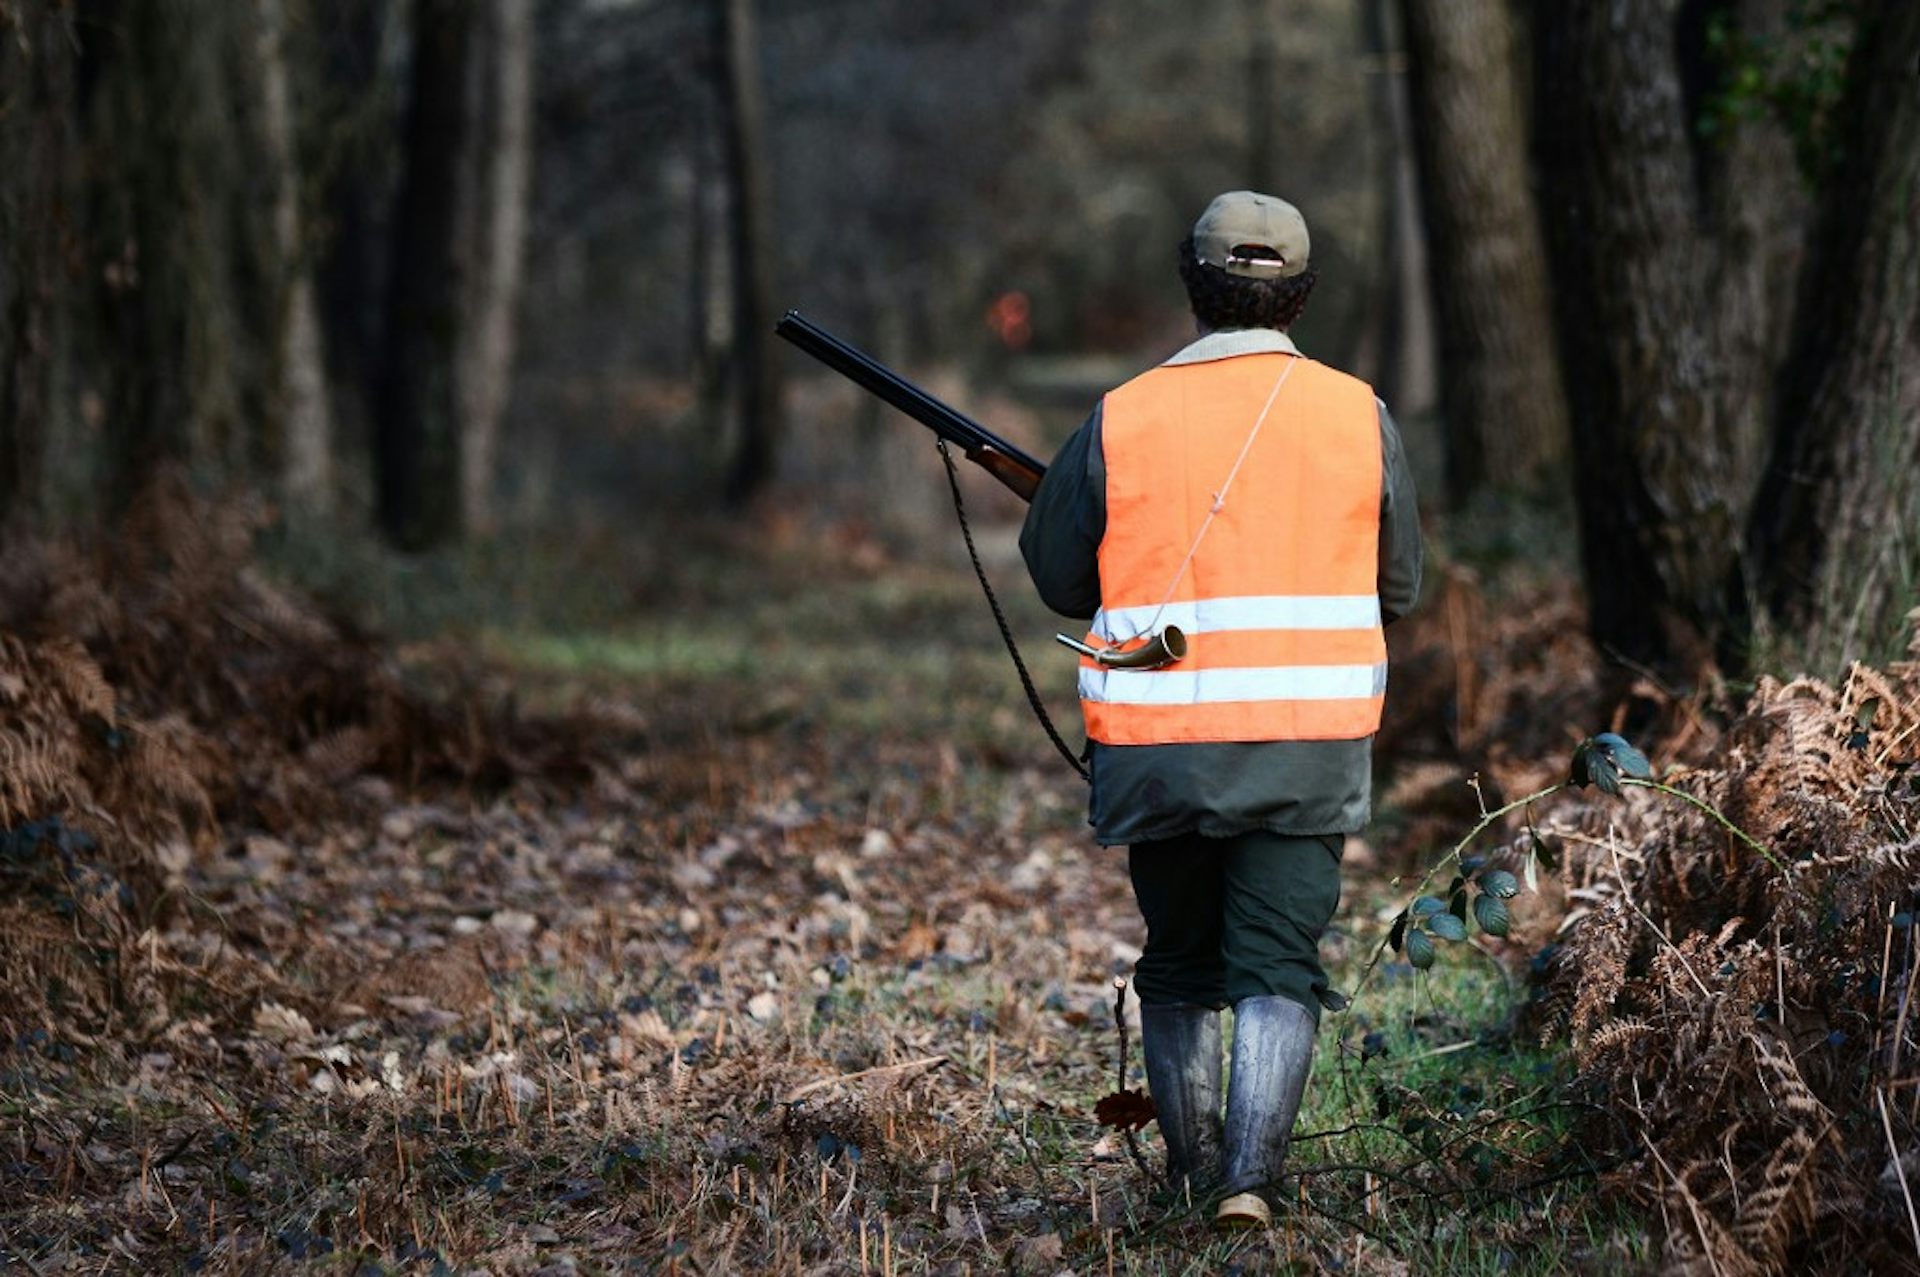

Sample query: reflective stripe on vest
[1084,353,1385,745]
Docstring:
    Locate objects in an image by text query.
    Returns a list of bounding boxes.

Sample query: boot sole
[1214,1191,1271,1230]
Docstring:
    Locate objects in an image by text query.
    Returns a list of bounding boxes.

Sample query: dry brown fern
[114,715,221,845]
[302,725,380,784]
[0,900,113,1033]
[1,635,95,829]
[1580,1017,1660,1082]
[0,474,618,1067]
[35,636,116,724]
[1541,638,1920,1271]
[1567,900,1633,1044]
[1731,1034,1827,1270]
[2,475,608,861]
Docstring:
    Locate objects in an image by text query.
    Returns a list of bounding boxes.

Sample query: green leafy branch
[1341,733,1783,1011]
[1344,781,1561,1009]
[1617,777,1788,874]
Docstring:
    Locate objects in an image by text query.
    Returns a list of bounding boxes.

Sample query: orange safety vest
[1082,352,1386,745]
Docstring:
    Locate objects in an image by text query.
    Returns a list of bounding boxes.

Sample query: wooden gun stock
[966,445,1042,502]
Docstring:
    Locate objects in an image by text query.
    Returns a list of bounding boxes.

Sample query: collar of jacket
[1161,327,1301,367]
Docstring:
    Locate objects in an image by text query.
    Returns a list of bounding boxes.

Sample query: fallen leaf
[491,909,540,939]
[1012,1233,1063,1274]
[1093,1088,1157,1132]
[896,922,939,961]
[252,1002,314,1044]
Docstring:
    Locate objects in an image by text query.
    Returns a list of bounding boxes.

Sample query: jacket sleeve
[1019,403,1106,621]
[1378,402,1424,626]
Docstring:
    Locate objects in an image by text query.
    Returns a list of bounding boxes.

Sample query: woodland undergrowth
[1532,647,1920,1275]
[0,492,1915,1275]
[1379,570,1920,1274]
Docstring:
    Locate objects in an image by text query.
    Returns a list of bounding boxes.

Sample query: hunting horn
[1054,625,1188,670]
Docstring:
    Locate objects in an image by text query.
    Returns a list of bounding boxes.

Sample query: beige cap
[1192,190,1310,279]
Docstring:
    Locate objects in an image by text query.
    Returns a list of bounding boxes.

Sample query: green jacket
[1019,328,1423,846]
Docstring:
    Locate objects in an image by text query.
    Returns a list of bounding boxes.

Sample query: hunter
[1020,190,1422,1227]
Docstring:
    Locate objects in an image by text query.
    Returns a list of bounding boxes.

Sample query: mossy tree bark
[1532,0,1913,673]
[1533,0,1749,671]
[1746,0,1920,669]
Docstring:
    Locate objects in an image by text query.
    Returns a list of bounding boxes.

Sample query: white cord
[1137,356,1300,640]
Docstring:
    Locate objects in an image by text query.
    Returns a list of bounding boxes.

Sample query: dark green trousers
[1128,830,1343,1019]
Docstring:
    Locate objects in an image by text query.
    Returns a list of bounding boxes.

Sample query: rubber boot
[1216,994,1316,1229]
[1139,1003,1223,1197]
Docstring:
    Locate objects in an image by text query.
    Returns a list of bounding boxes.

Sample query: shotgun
[774,310,1046,502]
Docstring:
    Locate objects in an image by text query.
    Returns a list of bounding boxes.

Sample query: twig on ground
[1642,1133,1728,1277]
[1890,925,1918,1079]
[1384,1039,1480,1070]
[1605,819,1712,1000]
[1874,714,1920,770]
[1877,906,1899,1065]
[782,1056,947,1104]
[150,1129,198,1172]
[989,1083,1074,1242]
[1111,976,1159,1189]
[1878,1087,1920,1264]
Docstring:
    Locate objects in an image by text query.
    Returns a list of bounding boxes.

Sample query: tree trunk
[1356,0,1408,411]
[1532,0,1745,671]
[256,0,336,517]
[687,104,731,444]
[717,0,784,507]
[456,0,534,536]
[1398,0,1567,506]
[84,0,256,507]
[1687,0,1808,507]
[1746,0,1920,669]
[377,0,477,550]
[0,1,75,524]
[313,0,403,452]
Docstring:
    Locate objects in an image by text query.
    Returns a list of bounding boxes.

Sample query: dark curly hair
[1177,235,1317,331]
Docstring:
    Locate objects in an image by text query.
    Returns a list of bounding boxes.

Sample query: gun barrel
[774,311,1048,480]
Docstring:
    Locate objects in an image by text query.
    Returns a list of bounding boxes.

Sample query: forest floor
[6,503,1912,1275]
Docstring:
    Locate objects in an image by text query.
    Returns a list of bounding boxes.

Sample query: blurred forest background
[3,0,1912,671]
[3,1,1919,1273]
